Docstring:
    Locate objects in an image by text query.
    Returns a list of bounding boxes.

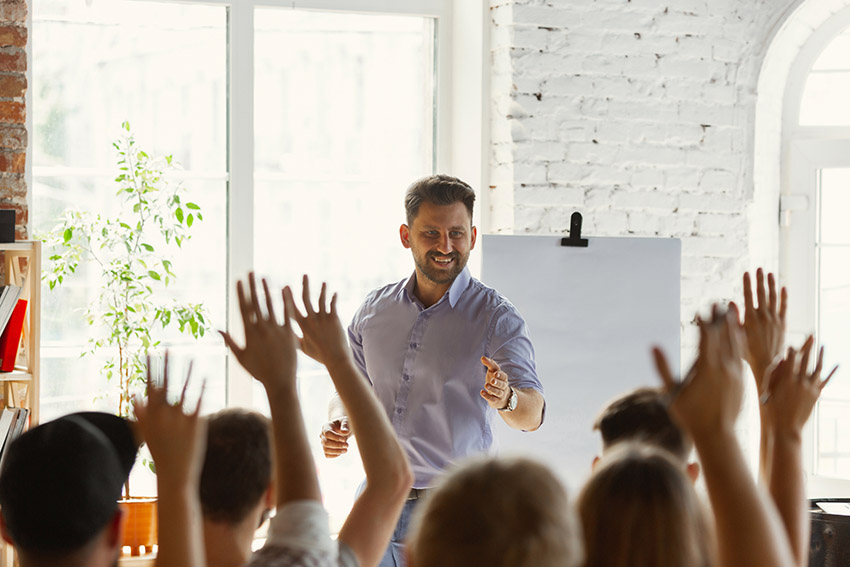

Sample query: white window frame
[780,3,850,497]
[27,0,488,408]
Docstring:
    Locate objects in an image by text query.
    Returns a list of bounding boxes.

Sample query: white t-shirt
[246,501,358,567]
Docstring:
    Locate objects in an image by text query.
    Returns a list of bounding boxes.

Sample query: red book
[0,299,27,372]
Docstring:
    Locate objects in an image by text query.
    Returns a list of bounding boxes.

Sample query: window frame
[26,0,488,409]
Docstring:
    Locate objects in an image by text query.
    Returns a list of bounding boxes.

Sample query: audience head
[0,412,138,566]
[404,174,476,225]
[407,457,583,567]
[200,408,273,526]
[579,443,714,567]
[593,387,699,481]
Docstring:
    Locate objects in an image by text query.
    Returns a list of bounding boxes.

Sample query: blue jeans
[377,497,420,567]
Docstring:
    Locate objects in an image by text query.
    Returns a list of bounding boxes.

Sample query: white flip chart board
[482,234,681,490]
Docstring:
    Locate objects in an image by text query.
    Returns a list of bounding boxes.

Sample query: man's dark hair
[404,174,476,225]
[593,387,691,461]
[200,409,272,524]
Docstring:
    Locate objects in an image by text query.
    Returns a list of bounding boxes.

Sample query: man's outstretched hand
[480,356,512,410]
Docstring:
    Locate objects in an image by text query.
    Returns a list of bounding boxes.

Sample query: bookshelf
[0,241,40,427]
[0,240,40,567]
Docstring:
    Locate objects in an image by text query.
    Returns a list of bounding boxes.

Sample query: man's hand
[654,304,746,440]
[737,269,787,396]
[480,356,511,410]
[763,336,837,436]
[320,418,352,458]
[219,272,298,392]
[285,275,351,369]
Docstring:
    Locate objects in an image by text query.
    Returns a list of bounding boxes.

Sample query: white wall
[487,0,804,357]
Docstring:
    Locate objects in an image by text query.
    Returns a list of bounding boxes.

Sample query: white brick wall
[488,0,804,356]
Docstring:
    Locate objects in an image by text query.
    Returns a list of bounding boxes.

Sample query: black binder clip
[560,212,588,247]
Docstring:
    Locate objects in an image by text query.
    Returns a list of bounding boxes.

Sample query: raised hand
[134,352,206,483]
[737,269,787,395]
[480,356,511,410]
[134,352,207,567]
[285,275,351,369]
[655,308,797,567]
[219,272,298,391]
[763,336,837,436]
[654,304,746,439]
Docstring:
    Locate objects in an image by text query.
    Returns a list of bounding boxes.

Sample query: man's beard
[414,250,468,285]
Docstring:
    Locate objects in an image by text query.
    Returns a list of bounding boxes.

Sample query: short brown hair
[407,457,583,567]
[200,409,272,524]
[593,387,692,461]
[578,443,714,567]
[404,174,475,225]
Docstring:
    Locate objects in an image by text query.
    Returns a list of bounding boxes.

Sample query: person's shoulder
[359,278,407,309]
[467,277,518,315]
[247,545,337,567]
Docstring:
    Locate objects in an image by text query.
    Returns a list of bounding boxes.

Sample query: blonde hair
[407,457,583,567]
[578,443,715,567]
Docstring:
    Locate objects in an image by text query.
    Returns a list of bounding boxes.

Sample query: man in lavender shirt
[319,174,546,567]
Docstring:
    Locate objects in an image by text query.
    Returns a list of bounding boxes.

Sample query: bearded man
[319,174,546,567]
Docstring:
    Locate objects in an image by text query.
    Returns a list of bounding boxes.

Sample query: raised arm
[763,337,837,567]
[737,268,787,482]
[134,354,207,567]
[219,273,319,505]
[286,276,413,567]
[654,305,795,567]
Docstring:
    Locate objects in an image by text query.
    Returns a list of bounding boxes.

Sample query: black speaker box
[811,499,850,567]
[0,210,14,243]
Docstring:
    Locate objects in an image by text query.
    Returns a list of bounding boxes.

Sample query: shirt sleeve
[264,500,335,554]
[487,302,544,394]
[347,300,372,385]
[337,541,360,567]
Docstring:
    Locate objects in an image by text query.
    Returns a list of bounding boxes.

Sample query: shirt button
[396,409,403,414]
[403,374,410,381]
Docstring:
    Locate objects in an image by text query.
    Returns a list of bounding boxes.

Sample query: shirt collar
[399,272,417,303]
[447,267,471,308]
[398,267,471,309]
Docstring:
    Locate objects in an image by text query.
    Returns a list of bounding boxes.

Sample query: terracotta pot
[119,497,158,557]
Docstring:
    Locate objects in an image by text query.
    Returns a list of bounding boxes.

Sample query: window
[32,0,471,527]
[780,12,850,494]
[33,0,229,418]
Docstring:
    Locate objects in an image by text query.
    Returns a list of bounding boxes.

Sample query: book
[11,407,27,439]
[0,284,22,336]
[0,407,16,457]
[0,299,26,372]
[0,407,24,474]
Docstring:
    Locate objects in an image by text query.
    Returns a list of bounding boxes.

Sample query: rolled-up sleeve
[486,302,545,424]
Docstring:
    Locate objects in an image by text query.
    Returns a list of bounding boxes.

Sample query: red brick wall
[0,0,26,240]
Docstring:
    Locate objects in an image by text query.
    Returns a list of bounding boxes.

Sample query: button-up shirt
[348,267,542,488]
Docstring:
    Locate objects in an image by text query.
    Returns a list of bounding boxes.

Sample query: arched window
[778,3,850,495]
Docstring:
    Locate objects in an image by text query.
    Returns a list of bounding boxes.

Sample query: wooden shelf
[0,370,32,382]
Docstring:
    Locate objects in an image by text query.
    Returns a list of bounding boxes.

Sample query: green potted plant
[42,121,210,555]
